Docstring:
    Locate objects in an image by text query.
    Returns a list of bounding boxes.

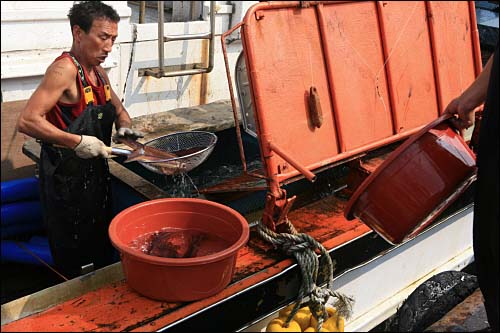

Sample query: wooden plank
[130,100,240,142]
[1,100,36,181]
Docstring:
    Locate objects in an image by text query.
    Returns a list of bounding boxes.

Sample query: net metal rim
[138,130,218,165]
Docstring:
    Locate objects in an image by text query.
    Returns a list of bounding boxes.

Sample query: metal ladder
[139,1,215,78]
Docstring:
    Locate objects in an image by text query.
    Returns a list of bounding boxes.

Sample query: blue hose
[1,177,39,204]
[1,201,43,227]
[1,238,53,266]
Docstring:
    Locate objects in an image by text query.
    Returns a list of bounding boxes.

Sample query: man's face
[77,18,118,66]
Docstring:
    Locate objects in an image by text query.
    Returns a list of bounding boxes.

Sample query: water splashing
[164,173,199,198]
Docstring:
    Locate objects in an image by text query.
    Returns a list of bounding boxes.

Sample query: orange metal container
[236,1,481,185]
[108,198,249,301]
[344,115,477,244]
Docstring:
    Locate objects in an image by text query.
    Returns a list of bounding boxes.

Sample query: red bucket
[109,198,249,301]
[345,115,476,244]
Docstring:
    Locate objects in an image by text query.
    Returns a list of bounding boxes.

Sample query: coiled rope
[256,219,354,331]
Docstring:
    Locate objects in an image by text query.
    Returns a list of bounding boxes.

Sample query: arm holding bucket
[444,52,495,132]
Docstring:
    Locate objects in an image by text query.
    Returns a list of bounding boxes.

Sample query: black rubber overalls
[39,53,117,279]
[474,41,499,331]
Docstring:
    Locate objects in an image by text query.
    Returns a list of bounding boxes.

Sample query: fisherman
[17,1,143,279]
[444,42,498,331]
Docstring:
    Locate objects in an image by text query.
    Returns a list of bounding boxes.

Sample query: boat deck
[1,189,372,331]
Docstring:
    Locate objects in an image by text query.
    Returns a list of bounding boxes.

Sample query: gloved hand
[113,127,144,143]
[73,135,109,159]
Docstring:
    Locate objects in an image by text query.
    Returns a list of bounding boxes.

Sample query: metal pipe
[208,0,215,73]
[139,1,146,24]
[145,68,210,77]
[241,3,290,197]
[189,1,197,21]
[425,2,444,114]
[246,1,354,13]
[276,124,425,183]
[164,32,211,42]
[267,141,317,183]
[158,1,165,77]
[375,1,399,134]
[468,1,483,76]
[425,2,442,115]
[221,22,248,173]
[316,3,344,152]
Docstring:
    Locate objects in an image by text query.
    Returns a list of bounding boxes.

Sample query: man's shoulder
[95,65,109,80]
[46,56,78,77]
[40,56,78,90]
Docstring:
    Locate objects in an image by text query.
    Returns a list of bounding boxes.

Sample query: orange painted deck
[1,193,370,332]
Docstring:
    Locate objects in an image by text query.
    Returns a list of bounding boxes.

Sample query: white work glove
[73,135,109,159]
[113,127,144,143]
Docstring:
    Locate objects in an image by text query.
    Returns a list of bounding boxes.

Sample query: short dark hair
[68,1,120,33]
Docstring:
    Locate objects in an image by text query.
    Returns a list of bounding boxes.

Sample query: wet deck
[1,193,372,331]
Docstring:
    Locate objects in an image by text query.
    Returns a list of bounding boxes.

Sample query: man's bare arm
[17,59,82,149]
[444,53,495,130]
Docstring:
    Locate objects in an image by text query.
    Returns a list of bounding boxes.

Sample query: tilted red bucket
[345,115,477,244]
[109,198,249,301]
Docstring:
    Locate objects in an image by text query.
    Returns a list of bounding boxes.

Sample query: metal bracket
[80,263,95,276]
[138,63,207,78]
[308,86,323,128]
[262,190,297,232]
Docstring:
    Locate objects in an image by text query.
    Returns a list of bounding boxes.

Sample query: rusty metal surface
[425,288,490,332]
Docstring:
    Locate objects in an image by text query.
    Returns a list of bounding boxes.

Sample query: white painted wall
[1,1,258,118]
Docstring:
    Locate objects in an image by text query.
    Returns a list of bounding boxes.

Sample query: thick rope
[257,219,354,331]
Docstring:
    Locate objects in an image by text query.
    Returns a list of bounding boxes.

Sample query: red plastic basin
[345,114,476,244]
[109,198,249,301]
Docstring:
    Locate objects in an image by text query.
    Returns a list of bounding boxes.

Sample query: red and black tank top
[45,52,111,130]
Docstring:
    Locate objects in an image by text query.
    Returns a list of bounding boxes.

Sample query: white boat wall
[1,1,257,116]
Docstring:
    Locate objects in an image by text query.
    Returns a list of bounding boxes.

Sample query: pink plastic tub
[109,198,249,301]
[345,115,476,244]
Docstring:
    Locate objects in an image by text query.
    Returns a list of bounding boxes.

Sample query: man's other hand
[113,127,144,143]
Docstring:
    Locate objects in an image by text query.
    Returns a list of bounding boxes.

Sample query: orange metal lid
[239,1,480,185]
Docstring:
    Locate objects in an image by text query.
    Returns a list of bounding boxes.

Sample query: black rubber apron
[39,54,117,279]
